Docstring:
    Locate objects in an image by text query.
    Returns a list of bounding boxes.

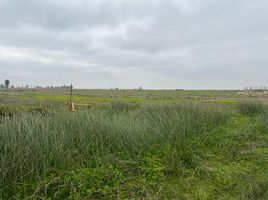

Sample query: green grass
[0,103,229,199]
[210,99,239,105]
[0,90,267,199]
[1,88,266,107]
[189,115,268,199]
[237,101,266,116]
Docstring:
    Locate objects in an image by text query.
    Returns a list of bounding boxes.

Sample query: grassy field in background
[0,89,267,199]
[1,88,267,107]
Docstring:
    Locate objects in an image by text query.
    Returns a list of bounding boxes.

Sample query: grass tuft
[237,101,264,116]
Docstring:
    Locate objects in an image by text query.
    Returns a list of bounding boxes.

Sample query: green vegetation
[237,101,265,116]
[0,88,266,107]
[0,89,267,199]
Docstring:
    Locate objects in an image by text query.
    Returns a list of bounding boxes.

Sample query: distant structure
[244,86,268,93]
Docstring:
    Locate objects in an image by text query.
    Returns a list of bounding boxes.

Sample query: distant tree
[4,79,10,90]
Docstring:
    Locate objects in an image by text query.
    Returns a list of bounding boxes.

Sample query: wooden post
[69,84,75,111]
[70,84,73,104]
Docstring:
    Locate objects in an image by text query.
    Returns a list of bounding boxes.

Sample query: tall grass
[256,105,268,131]
[0,103,229,198]
[237,101,265,116]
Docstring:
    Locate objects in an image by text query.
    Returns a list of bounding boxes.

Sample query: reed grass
[0,103,229,199]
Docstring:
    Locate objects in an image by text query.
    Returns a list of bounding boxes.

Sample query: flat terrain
[1,88,268,107]
[0,89,267,199]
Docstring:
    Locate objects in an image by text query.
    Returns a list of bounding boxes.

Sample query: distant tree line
[0,80,73,90]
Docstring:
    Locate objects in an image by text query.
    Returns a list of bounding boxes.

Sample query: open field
[1,88,268,107]
[0,89,268,199]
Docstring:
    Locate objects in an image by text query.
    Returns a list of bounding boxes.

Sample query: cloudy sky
[0,0,267,89]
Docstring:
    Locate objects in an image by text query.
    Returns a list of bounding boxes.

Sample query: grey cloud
[0,0,120,29]
[105,0,268,53]
[0,0,268,89]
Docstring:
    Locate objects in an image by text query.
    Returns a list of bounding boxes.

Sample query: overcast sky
[0,0,267,89]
